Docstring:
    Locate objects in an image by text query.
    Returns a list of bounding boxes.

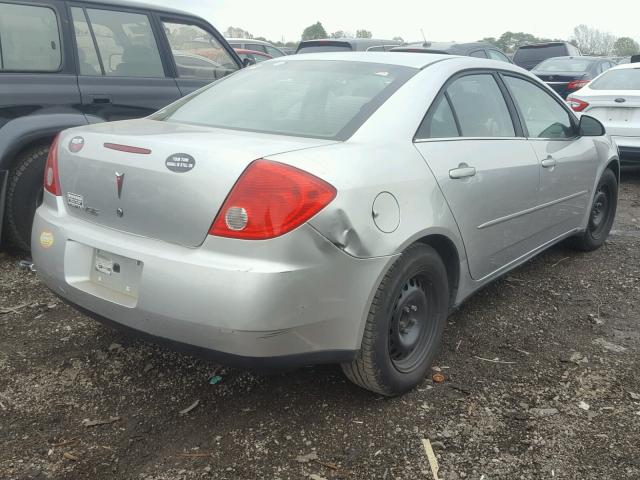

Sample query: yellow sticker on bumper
[40,231,54,249]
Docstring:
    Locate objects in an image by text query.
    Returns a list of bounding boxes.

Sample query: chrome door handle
[541,157,557,168]
[449,163,476,179]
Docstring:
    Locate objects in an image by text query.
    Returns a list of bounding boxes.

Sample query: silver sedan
[33,53,619,396]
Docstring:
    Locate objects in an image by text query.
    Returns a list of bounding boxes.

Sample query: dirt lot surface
[1,171,639,480]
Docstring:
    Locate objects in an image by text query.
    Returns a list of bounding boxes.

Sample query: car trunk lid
[580,91,640,137]
[58,119,338,247]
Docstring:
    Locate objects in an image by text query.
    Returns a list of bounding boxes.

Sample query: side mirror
[242,57,256,67]
[579,115,606,136]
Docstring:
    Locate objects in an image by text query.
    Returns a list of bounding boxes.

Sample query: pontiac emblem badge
[115,172,125,199]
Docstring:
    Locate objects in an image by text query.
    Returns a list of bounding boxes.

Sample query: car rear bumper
[32,196,393,366]
[612,136,640,164]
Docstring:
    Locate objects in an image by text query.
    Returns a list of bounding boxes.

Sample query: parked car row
[512,41,581,70]
[532,56,617,98]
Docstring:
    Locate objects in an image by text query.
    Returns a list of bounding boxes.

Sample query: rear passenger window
[163,22,239,80]
[504,76,574,139]
[417,95,459,139]
[446,74,515,137]
[0,3,61,72]
[85,9,164,78]
[488,50,511,63]
[469,50,487,58]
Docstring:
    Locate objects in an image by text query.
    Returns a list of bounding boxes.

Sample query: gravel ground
[1,171,639,480]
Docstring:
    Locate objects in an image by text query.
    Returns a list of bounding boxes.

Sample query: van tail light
[566,97,589,112]
[44,134,61,196]
[567,79,589,91]
[210,159,336,240]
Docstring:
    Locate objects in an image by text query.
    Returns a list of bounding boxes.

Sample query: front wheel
[569,168,618,252]
[342,244,449,396]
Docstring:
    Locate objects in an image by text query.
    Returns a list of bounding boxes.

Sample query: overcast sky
[142,0,639,44]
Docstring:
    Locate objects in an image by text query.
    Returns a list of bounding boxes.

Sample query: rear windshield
[297,44,353,54]
[590,68,640,90]
[155,60,416,140]
[533,57,593,73]
[514,45,567,65]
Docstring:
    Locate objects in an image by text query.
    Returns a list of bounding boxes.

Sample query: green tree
[356,29,372,39]
[330,30,346,38]
[613,37,640,56]
[480,37,498,46]
[301,22,328,41]
[495,31,539,52]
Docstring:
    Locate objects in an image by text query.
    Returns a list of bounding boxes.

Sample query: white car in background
[567,62,640,165]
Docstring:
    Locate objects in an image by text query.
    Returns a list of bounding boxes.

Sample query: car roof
[396,41,495,54]
[226,38,274,46]
[283,51,471,69]
[538,56,601,63]
[298,38,401,48]
[608,62,640,71]
[78,0,194,17]
[517,41,570,49]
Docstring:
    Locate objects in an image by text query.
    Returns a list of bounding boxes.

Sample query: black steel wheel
[589,183,612,239]
[342,244,449,396]
[569,168,618,252]
[388,275,438,373]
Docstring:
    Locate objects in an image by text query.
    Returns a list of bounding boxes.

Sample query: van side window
[85,8,165,78]
[0,2,61,72]
[71,8,102,75]
[163,21,239,80]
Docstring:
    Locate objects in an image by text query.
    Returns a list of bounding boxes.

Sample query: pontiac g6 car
[33,53,619,396]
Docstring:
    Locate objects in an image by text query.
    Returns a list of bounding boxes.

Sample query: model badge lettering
[165,153,195,173]
[67,192,84,209]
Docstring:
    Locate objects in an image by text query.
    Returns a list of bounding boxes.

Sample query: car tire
[4,145,49,252]
[341,244,449,396]
[568,168,618,252]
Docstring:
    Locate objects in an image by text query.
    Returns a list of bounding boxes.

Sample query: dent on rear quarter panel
[269,141,465,261]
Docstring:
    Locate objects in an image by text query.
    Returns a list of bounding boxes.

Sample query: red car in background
[233,48,273,64]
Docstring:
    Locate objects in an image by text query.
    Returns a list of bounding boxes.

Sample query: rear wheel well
[5,136,55,172]
[414,234,460,308]
[605,160,620,184]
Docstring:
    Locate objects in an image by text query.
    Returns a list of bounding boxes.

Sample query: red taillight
[566,97,589,112]
[567,80,589,91]
[210,159,337,240]
[44,135,61,196]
